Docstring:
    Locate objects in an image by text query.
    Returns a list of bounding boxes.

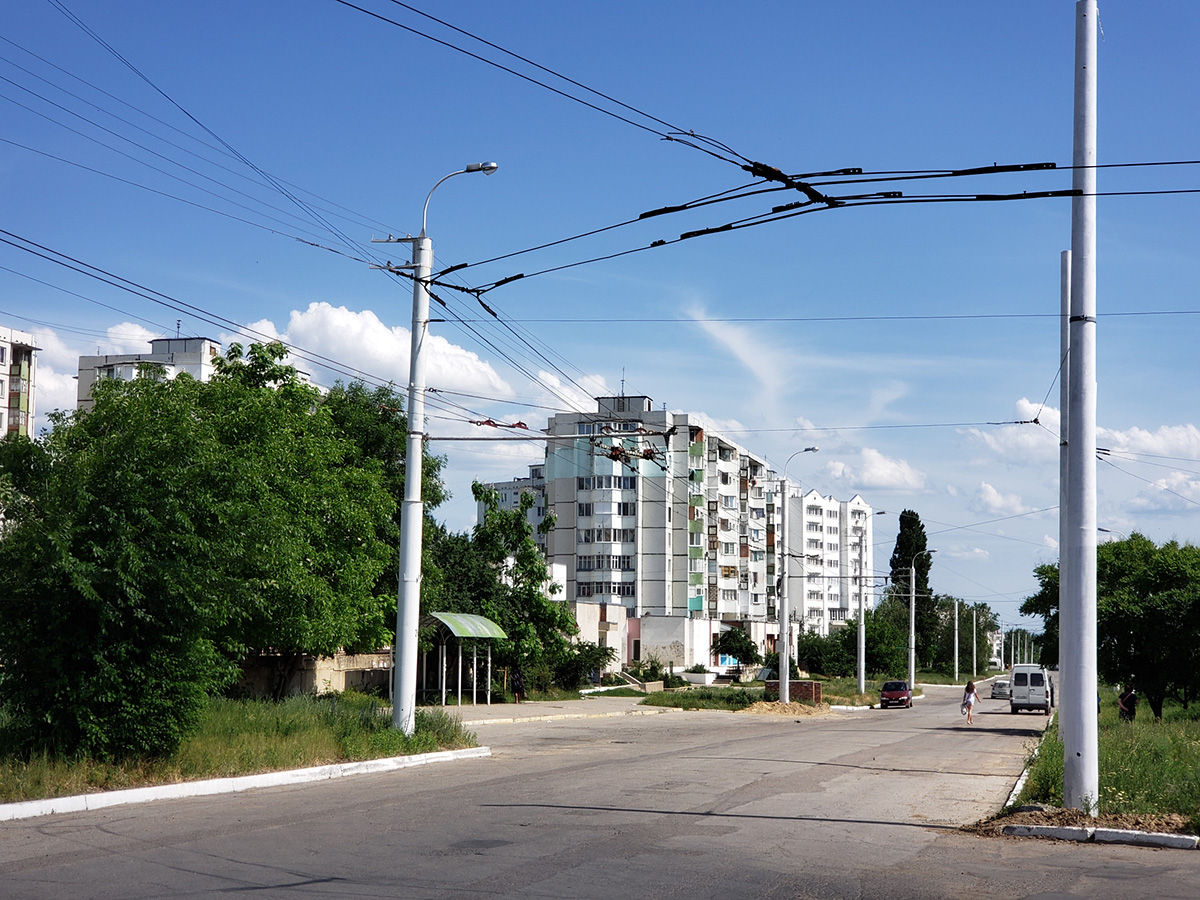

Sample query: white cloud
[963,398,1059,459]
[1098,423,1200,458]
[826,447,926,491]
[946,546,990,562]
[1042,534,1059,550]
[1126,470,1200,513]
[969,481,1031,517]
[247,302,512,398]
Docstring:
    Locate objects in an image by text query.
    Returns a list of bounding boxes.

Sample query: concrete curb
[0,746,491,823]
[1001,823,1199,850]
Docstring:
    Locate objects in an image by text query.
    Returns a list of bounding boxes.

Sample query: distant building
[76,337,222,410]
[479,395,878,671]
[0,326,37,437]
[483,462,548,554]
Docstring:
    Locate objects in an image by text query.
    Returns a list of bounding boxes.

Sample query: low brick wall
[763,680,822,703]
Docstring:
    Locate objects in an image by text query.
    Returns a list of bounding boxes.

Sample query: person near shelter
[1118,684,1138,722]
[962,680,981,725]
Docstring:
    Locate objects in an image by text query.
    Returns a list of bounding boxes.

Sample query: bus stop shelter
[424,612,507,707]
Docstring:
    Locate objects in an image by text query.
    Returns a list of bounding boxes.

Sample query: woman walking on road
[962,681,981,725]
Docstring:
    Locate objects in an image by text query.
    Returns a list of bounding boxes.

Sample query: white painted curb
[1094,829,1200,850]
[0,746,491,823]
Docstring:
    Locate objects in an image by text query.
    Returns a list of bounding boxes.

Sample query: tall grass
[0,692,476,804]
[1015,697,1200,832]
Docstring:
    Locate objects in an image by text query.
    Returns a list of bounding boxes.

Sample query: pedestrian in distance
[1118,683,1138,722]
[511,664,525,704]
[961,680,981,725]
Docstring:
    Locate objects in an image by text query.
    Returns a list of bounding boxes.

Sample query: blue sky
[3,1,1198,632]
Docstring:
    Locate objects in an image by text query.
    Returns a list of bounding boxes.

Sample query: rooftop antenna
[620,367,626,397]
[176,319,181,338]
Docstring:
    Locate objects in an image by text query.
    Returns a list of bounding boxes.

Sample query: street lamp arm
[422,161,499,234]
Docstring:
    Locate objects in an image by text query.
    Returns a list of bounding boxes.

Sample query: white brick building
[480,396,878,669]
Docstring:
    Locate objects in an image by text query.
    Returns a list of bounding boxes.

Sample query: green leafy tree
[0,343,401,756]
[204,345,398,697]
[428,484,576,690]
[1020,564,1060,667]
[712,627,763,672]
[0,378,238,758]
[1020,533,1200,719]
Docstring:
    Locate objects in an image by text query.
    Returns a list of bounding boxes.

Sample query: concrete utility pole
[953,597,959,683]
[908,549,935,689]
[778,447,818,704]
[1063,0,1100,813]
[385,162,498,734]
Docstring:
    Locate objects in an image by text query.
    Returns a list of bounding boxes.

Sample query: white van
[1009,664,1052,715]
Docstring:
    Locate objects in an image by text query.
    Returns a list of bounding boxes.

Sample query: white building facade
[76,337,222,410]
[481,396,878,670]
[0,326,37,437]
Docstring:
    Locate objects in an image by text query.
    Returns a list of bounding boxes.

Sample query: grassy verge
[0,692,476,804]
[640,686,765,711]
[1015,696,1200,833]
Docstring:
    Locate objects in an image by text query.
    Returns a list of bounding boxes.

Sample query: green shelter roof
[429,612,507,640]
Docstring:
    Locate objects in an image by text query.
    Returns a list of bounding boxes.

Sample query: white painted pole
[1059,249,1072,748]
[857,527,866,694]
[953,597,959,683]
[779,480,790,704]
[908,563,916,690]
[392,163,497,734]
[1064,0,1100,813]
[393,229,432,734]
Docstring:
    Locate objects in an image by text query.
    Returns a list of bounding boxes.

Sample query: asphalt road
[2,685,1197,899]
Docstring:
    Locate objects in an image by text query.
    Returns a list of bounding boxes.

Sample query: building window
[617,502,636,516]
[829,608,846,621]
[577,423,594,435]
[807,505,822,516]
[578,529,594,543]
[807,538,821,550]
[721,541,736,556]
[827,509,839,519]
[576,583,594,597]
[721,589,737,602]
[577,503,593,517]
[689,531,702,547]
[577,556,595,571]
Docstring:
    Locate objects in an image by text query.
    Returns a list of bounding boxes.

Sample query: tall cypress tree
[887,509,939,668]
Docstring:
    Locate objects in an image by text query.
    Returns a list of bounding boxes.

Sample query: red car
[880,680,913,709]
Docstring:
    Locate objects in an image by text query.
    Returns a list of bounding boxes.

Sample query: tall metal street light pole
[778,446,818,705]
[1063,0,1099,813]
[388,161,498,734]
[856,510,887,695]
[909,549,936,690]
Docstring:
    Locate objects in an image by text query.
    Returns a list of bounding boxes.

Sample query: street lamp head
[804,446,819,453]
[466,161,499,175]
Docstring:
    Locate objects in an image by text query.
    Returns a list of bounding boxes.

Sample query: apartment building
[483,462,548,555]
[480,396,877,669]
[76,337,222,410]
[0,326,37,437]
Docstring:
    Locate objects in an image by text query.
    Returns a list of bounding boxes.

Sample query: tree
[1020,564,1060,667]
[712,627,763,672]
[0,343,402,756]
[886,509,939,668]
[1020,533,1200,719]
[0,378,238,758]
[429,484,577,691]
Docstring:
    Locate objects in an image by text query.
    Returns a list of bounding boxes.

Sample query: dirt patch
[736,701,835,717]
[966,805,1195,837]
